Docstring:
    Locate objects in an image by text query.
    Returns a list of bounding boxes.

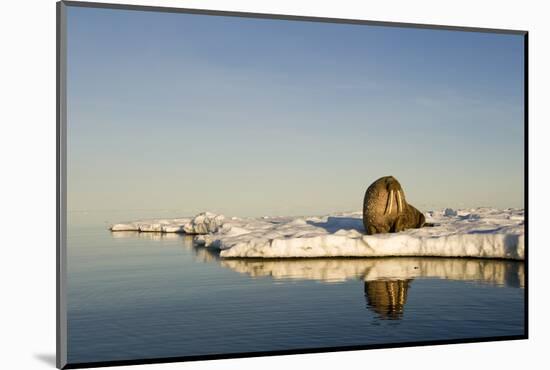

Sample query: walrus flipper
[393,214,413,232]
[384,190,394,215]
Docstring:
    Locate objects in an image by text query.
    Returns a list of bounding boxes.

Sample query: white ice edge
[110,208,525,260]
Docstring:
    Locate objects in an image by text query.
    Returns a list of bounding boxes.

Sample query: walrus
[363,176,432,235]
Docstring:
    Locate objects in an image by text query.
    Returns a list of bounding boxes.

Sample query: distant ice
[110,212,223,234]
[110,208,524,260]
[444,208,458,217]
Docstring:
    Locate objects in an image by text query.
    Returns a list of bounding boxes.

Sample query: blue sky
[67,6,524,216]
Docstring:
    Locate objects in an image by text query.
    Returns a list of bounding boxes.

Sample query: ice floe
[110,208,524,260]
[110,212,223,234]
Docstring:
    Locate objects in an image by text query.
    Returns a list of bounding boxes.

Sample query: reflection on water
[217,256,525,288]
[365,280,411,320]
[111,231,220,262]
[111,231,524,321]
[217,256,523,321]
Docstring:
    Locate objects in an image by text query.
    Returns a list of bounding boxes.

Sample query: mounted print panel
[57,1,527,368]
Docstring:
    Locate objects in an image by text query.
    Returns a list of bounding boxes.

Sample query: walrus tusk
[397,190,403,213]
[385,190,394,215]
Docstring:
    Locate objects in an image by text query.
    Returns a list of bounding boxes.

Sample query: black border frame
[56,1,529,369]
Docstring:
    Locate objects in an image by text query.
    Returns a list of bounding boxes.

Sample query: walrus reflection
[363,176,433,235]
[364,279,412,320]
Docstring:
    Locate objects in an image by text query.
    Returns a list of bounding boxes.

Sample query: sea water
[66,211,525,364]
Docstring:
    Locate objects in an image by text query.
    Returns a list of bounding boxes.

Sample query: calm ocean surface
[67,211,525,364]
